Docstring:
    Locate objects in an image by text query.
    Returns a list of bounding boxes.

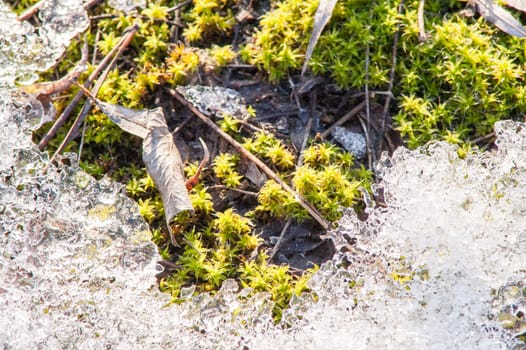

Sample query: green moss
[245,0,526,148]
[241,0,319,81]
[27,0,384,322]
[213,152,244,188]
[243,131,296,170]
[182,0,236,44]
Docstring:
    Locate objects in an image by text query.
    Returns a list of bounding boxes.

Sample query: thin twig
[349,90,395,100]
[185,138,210,191]
[320,101,366,139]
[208,185,258,197]
[168,88,331,230]
[49,26,138,164]
[22,37,88,97]
[17,0,44,21]
[299,92,315,165]
[172,114,194,136]
[364,37,373,169]
[269,219,292,261]
[167,0,192,12]
[470,131,495,144]
[83,0,102,10]
[270,89,316,262]
[376,0,404,158]
[18,0,101,21]
[255,110,300,121]
[418,0,427,42]
[38,26,139,151]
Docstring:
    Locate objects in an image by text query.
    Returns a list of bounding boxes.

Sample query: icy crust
[0,98,276,349]
[0,127,159,347]
[300,120,526,349]
[108,0,145,14]
[0,0,88,87]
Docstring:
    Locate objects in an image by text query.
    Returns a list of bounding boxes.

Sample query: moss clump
[244,0,526,148]
[241,0,319,81]
[25,0,375,322]
[182,0,236,43]
[395,14,526,148]
[213,152,244,188]
[294,143,370,222]
[125,128,370,321]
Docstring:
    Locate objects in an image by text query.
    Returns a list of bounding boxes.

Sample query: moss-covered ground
[10,0,526,320]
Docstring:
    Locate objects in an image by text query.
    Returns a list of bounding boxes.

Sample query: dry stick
[168,88,331,230]
[376,0,404,157]
[270,93,316,261]
[320,101,366,139]
[349,90,394,100]
[167,0,192,13]
[17,0,44,21]
[268,85,314,261]
[172,114,194,136]
[269,220,292,261]
[417,0,427,42]
[79,28,103,160]
[364,40,374,169]
[185,138,210,191]
[18,0,101,21]
[83,0,102,10]
[23,37,89,97]
[208,185,258,197]
[471,131,495,145]
[38,26,139,151]
[48,26,138,164]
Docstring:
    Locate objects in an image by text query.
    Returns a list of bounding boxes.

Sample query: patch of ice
[331,126,367,158]
[108,0,145,14]
[0,0,88,88]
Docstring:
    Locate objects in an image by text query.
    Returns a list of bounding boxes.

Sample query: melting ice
[1,1,525,349]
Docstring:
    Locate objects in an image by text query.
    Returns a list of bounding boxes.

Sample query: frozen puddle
[1,1,525,348]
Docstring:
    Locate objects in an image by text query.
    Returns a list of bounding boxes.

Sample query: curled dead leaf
[143,110,194,245]
[76,84,194,245]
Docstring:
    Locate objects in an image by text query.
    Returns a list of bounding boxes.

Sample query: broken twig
[39,25,139,151]
[320,101,366,139]
[47,25,138,164]
[418,0,428,42]
[376,0,404,157]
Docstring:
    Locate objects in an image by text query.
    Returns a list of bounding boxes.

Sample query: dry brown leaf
[96,102,150,139]
[142,110,194,244]
[77,85,194,245]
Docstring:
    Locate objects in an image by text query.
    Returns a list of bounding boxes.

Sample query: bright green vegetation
[244,0,526,148]
[127,129,369,320]
[22,0,526,322]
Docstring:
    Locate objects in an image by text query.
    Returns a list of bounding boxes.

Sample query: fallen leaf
[77,85,194,245]
[472,0,526,37]
[143,110,194,242]
[501,0,526,12]
[96,102,150,139]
